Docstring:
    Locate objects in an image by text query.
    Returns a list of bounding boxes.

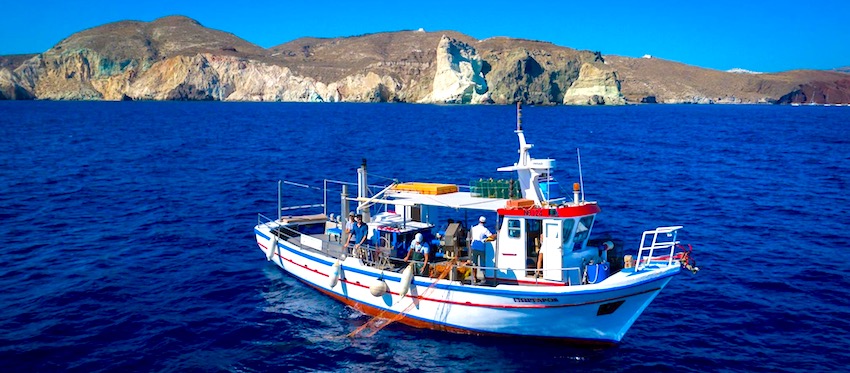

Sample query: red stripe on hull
[297,275,619,346]
[259,241,661,310]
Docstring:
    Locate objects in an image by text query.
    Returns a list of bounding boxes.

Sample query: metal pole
[577,148,585,202]
[341,185,349,247]
[277,180,282,221]
[493,214,499,281]
[358,159,370,222]
[516,101,522,131]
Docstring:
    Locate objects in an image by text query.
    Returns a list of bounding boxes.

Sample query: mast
[357,158,371,222]
[496,102,555,206]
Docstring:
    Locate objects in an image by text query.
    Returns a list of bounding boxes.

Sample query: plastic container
[586,262,610,284]
[392,182,458,195]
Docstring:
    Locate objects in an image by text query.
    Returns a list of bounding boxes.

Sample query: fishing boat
[253,104,696,345]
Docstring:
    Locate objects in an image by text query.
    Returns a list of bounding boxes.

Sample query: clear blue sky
[2,0,848,72]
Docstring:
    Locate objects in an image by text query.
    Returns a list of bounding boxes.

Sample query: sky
[1,0,848,73]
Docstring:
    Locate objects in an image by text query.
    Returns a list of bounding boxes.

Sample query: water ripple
[1,102,849,371]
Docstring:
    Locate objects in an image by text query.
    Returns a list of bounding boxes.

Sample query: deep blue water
[1,101,849,372]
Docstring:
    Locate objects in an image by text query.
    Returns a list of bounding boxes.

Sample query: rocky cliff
[0,16,617,104]
[563,63,625,105]
[2,16,848,105]
[607,56,850,104]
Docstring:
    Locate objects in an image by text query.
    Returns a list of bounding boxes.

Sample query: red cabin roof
[497,203,600,218]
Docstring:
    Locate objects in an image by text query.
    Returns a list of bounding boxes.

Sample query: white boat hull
[255,223,679,344]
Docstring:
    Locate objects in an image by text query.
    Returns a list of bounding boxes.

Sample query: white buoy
[399,263,414,297]
[369,278,388,297]
[266,235,278,261]
[328,260,341,288]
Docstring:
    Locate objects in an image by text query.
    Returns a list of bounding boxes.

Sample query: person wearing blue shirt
[403,233,430,275]
[348,214,369,259]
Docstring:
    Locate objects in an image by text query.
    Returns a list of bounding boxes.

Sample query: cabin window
[508,219,522,238]
[572,215,595,250]
[562,218,575,243]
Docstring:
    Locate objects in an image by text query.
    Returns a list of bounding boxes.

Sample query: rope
[367,173,401,184]
[676,244,700,274]
[345,258,457,339]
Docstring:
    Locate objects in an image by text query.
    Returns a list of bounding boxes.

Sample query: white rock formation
[336,72,399,102]
[726,68,763,74]
[424,35,488,104]
[563,63,625,105]
[125,54,342,102]
[206,55,329,102]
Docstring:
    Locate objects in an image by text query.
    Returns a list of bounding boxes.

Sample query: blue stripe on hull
[282,260,629,346]
[256,226,679,297]
[255,225,676,345]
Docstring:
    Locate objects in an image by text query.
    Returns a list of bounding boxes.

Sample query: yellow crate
[392,182,458,195]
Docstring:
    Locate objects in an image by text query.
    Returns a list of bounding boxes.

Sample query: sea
[1,101,848,372]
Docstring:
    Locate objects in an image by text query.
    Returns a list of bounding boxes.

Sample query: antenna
[516,101,522,131]
[577,148,585,202]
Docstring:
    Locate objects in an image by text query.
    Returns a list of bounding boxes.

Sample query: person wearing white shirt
[469,216,495,284]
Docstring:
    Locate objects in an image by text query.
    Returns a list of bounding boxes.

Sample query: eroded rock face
[0,17,602,104]
[425,36,488,104]
[336,72,400,102]
[6,16,849,104]
[0,68,34,100]
[563,63,625,105]
[125,54,225,100]
[479,43,592,105]
[211,56,321,102]
[124,54,394,102]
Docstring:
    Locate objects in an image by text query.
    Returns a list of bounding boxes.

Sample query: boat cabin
[339,107,612,286]
[494,204,603,284]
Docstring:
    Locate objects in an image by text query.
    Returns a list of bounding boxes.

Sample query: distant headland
[1,15,848,104]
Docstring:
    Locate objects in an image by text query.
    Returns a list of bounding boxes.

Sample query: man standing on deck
[349,214,369,259]
[403,233,430,275]
[470,216,496,284]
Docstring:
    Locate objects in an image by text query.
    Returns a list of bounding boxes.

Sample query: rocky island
[1,16,848,104]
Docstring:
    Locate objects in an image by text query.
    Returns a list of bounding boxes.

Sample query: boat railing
[257,213,347,256]
[259,213,593,285]
[634,226,683,272]
[387,258,586,286]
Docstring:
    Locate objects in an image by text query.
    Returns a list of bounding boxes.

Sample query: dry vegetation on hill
[2,16,848,104]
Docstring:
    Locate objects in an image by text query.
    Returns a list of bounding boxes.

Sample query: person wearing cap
[469,216,495,284]
[403,232,430,275]
[348,214,369,259]
[343,211,355,238]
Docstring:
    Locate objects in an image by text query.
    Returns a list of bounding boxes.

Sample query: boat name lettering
[512,297,558,303]
[523,209,557,216]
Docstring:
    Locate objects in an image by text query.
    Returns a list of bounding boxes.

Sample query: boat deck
[267,224,573,287]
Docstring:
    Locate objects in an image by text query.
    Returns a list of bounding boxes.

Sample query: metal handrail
[635,226,683,272]
[258,213,343,254]
[409,260,586,285]
[258,213,590,285]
